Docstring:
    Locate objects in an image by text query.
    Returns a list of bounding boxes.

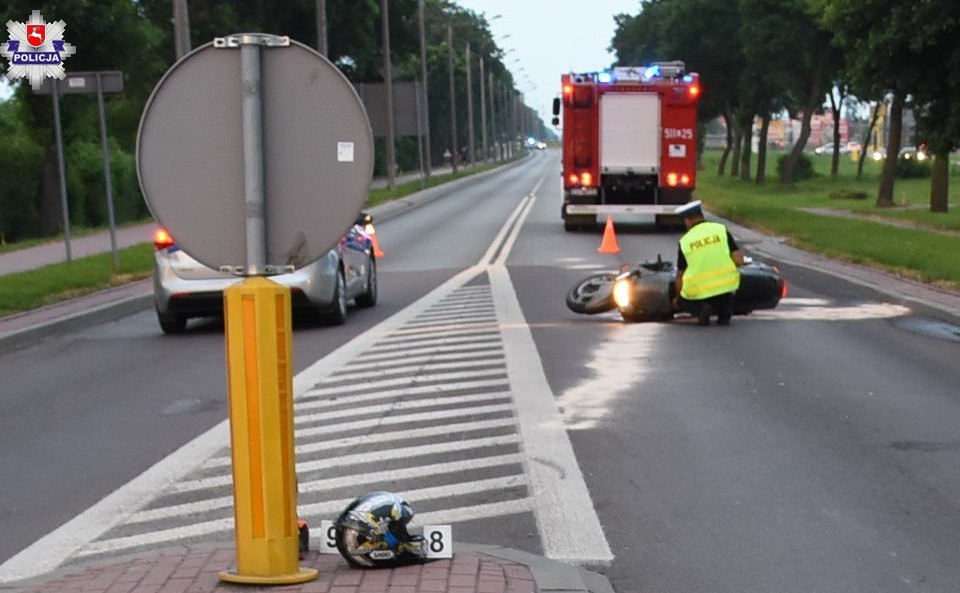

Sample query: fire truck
[551,61,701,230]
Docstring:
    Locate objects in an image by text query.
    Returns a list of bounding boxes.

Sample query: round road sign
[137,36,374,272]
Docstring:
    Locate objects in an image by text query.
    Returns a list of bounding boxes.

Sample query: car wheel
[157,310,187,334]
[323,268,348,326]
[355,258,377,308]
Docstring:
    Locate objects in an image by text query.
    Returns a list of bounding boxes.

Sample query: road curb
[1,542,614,593]
[0,282,153,355]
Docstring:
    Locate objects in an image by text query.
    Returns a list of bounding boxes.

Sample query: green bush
[828,189,869,200]
[896,156,932,179]
[777,153,815,182]
[65,139,146,229]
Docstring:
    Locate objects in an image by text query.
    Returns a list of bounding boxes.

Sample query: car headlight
[613,279,633,309]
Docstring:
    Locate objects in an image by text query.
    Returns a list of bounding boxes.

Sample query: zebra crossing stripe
[129,453,527,527]
[331,353,505,375]
[175,434,522,494]
[79,477,531,559]
[197,418,518,470]
[296,381,511,412]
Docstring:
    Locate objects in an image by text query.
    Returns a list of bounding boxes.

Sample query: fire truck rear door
[599,92,660,175]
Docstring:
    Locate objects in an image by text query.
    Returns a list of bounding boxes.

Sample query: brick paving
[11,546,548,593]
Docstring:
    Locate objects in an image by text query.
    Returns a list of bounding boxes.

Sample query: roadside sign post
[38,71,125,269]
[136,33,373,584]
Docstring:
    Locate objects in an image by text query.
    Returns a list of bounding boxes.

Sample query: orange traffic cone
[370,231,385,258]
[597,216,621,254]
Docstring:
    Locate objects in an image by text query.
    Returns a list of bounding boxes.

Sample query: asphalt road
[4,151,960,592]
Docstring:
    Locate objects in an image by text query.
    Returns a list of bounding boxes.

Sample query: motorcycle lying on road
[566,256,787,323]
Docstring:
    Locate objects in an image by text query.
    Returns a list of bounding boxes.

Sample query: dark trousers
[678,292,734,322]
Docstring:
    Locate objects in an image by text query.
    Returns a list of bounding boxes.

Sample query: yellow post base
[218,568,318,585]
[220,277,317,584]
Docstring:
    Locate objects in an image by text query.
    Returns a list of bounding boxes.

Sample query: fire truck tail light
[568,173,579,186]
[563,84,573,96]
[688,85,700,98]
[580,172,593,186]
[680,174,691,186]
[666,173,679,187]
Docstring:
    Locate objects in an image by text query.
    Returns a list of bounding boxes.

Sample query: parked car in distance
[152,213,378,334]
[814,143,835,155]
[814,142,852,155]
[898,146,928,161]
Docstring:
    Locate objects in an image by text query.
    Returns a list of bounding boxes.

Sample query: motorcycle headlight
[613,279,632,309]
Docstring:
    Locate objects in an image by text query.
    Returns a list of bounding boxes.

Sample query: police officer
[674,200,744,325]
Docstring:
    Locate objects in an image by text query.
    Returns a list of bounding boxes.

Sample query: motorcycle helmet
[333,491,425,568]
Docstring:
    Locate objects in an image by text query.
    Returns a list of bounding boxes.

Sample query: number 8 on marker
[423,525,453,558]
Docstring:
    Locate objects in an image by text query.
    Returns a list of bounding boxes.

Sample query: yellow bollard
[219,277,317,585]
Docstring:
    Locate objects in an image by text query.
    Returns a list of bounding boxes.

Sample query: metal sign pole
[51,79,72,262]
[240,38,266,275]
[95,73,119,271]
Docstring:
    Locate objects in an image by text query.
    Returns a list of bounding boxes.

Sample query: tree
[611,0,745,175]
[1,0,165,236]
[817,0,938,206]
[903,0,960,213]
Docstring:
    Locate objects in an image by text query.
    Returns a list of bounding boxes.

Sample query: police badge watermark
[1,10,76,91]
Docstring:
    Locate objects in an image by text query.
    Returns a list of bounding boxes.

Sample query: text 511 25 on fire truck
[551,61,701,231]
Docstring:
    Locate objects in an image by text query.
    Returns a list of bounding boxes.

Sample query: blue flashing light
[643,65,661,80]
[683,74,693,83]
[597,70,613,84]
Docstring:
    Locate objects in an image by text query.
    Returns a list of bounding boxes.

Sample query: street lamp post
[488,71,498,161]
[447,24,458,173]
[479,56,488,162]
[465,43,475,166]
[315,0,327,55]
[172,0,190,60]
[417,0,432,179]
[381,0,396,188]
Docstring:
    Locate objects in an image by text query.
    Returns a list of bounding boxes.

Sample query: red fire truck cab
[552,62,700,230]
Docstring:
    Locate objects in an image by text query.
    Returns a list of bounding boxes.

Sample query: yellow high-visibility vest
[679,221,740,300]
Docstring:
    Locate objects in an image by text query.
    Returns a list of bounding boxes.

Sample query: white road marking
[0,172,615,580]
[490,269,615,563]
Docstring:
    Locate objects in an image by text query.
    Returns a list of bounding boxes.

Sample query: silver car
[152,214,378,333]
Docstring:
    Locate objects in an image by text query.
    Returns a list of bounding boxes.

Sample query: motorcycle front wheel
[565,273,618,314]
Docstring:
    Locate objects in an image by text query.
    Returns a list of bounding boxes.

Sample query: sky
[0,1,642,113]
[455,0,641,127]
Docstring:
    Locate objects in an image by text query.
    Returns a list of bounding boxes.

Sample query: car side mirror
[552,97,560,116]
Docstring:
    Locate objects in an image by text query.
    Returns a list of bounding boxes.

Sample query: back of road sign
[137,38,374,272]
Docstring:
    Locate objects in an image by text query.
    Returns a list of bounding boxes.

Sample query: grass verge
[0,244,154,316]
[696,150,960,290]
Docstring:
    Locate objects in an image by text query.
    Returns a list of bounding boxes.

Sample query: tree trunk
[780,108,813,185]
[930,151,949,213]
[738,112,753,181]
[857,103,880,180]
[756,114,770,184]
[731,129,742,177]
[780,58,824,185]
[877,90,905,208]
[39,142,64,237]
[829,90,841,177]
[718,110,734,176]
